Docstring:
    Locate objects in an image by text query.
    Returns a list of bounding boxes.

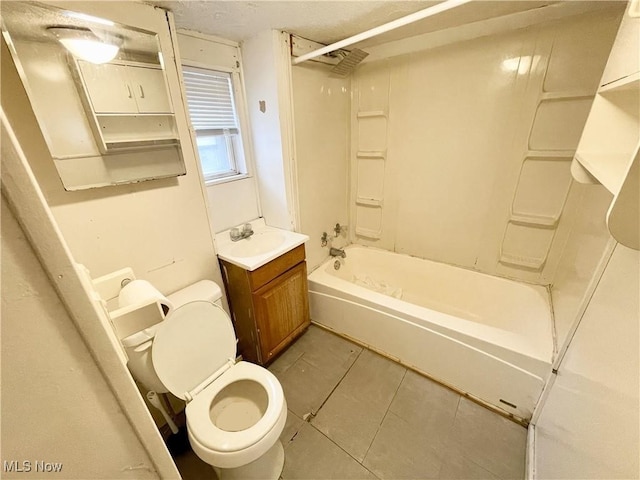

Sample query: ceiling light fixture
[48,26,121,64]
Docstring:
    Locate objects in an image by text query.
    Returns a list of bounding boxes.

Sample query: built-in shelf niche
[571,4,639,250]
[572,79,639,193]
[354,106,387,240]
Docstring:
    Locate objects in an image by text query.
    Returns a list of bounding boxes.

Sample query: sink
[230,231,286,258]
[216,219,309,271]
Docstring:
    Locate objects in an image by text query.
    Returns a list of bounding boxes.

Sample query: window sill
[204,173,251,187]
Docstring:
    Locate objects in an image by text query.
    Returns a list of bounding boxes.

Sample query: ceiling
[147,1,559,48]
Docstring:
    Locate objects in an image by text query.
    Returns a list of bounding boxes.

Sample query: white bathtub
[307,245,553,421]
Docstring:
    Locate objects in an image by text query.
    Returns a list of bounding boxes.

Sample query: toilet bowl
[151,299,287,479]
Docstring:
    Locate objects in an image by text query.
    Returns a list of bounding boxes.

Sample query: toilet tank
[167,280,223,308]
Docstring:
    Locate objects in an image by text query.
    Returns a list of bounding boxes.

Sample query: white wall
[534,243,639,479]
[1,198,162,480]
[292,61,350,270]
[549,184,614,347]
[1,9,223,299]
[242,30,295,231]
[349,9,621,285]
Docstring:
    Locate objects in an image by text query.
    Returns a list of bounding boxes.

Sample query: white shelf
[600,71,640,93]
[104,138,180,150]
[356,151,386,159]
[499,253,545,270]
[355,226,382,239]
[526,150,574,159]
[540,90,594,101]
[510,212,559,228]
[356,197,383,207]
[357,110,386,118]
[574,152,632,194]
[572,87,639,194]
[571,5,639,250]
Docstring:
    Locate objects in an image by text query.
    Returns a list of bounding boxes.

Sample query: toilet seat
[152,300,236,400]
[186,361,284,453]
[151,299,286,463]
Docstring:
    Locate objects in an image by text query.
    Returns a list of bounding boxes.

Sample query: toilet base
[213,439,284,480]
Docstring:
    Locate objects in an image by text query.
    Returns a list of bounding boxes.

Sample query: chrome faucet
[329,247,346,258]
[230,223,254,242]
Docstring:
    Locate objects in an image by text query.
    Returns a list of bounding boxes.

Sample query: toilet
[124,281,287,480]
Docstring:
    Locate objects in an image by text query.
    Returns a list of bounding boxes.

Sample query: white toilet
[124,281,287,480]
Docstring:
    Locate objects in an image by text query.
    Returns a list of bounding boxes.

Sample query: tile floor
[175,325,527,480]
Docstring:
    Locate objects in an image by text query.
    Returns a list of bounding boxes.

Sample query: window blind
[183,67,238,131]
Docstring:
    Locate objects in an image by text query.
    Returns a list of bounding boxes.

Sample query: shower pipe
[292,0,474,65]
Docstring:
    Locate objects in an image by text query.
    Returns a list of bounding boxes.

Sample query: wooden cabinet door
[253,262,310,363]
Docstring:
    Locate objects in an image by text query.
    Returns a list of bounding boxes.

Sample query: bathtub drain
[334,260,341,270]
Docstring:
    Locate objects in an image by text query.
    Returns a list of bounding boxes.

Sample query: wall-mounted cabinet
[74,60,179,153]
[1,1,186,190]
[78,61,173,114]
[572,2,639,249]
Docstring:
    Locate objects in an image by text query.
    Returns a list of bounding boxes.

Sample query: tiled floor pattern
[175,325,527,479]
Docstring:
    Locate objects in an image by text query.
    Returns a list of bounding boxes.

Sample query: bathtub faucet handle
[334,223,346,237]
[321,232,329,247]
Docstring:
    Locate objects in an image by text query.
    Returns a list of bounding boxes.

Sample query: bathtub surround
[349,9,622,285]
[292,61,350,270]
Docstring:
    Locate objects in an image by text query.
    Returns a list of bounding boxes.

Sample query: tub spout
[330,247,346,258]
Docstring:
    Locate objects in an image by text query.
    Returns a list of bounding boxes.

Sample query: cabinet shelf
[104,138,179,151]
[572,86,639,194]
[600,71,640,93]
[574,152,632,194]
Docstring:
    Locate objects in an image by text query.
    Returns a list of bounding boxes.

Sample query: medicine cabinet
[74,60,179,152]
[1,1,186,190]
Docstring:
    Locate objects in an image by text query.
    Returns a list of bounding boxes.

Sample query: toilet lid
[152,301,236,399]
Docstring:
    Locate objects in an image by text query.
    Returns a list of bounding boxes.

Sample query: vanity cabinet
[220,245,310,365]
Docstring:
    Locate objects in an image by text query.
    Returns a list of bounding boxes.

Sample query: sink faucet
[230,223,254,242]
[330,247,346,258]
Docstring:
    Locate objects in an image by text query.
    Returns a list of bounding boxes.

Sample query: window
[182,66,246,183]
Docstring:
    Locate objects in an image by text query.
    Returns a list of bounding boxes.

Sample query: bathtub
[307,245,553,421]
